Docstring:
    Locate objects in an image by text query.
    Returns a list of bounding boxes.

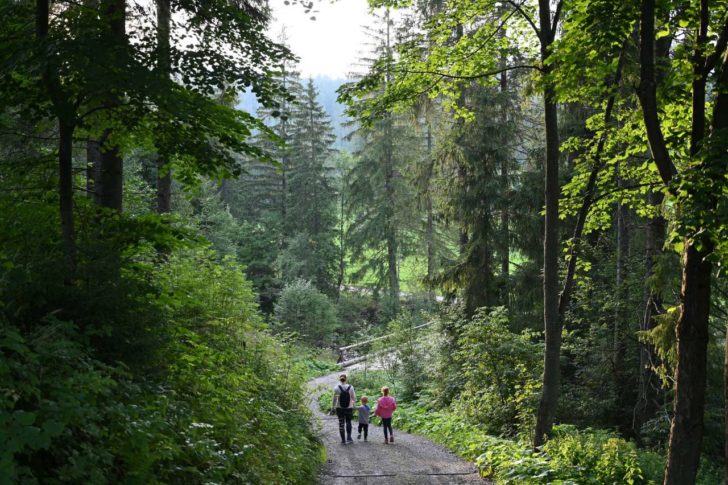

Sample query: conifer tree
[345,31,421,311]
[226,53,304,304]
[278,79,339,294]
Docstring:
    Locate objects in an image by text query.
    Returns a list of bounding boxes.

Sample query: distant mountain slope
[237,76,352,149]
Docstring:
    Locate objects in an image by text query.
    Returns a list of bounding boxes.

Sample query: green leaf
[14,411,36,427]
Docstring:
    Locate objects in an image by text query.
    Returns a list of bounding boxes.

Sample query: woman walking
[332,374,356,444]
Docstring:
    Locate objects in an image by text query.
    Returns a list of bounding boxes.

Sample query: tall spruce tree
[226,53,304,306]
[432,82,520,317]
[343,10,421,313]
[277,79,339,294]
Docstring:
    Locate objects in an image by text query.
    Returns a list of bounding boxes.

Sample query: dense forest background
[2,0,728,483]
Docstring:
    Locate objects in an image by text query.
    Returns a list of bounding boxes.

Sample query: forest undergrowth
[0,199,328,483]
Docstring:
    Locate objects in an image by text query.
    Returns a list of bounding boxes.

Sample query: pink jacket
[374,395,397,419]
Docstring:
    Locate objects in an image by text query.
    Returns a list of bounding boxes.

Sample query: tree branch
[506,0,540,39]
[703,13,728,75]
[395,64,541,80]
[551,0,563,40]
[638,0,677,185]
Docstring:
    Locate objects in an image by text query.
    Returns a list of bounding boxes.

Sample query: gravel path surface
[308,372,487,484]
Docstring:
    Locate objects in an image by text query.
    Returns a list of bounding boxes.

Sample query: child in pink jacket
[374,386,397,444]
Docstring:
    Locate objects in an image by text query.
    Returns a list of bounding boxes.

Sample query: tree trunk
[155,0,172,213]
[663,1,713,481]
[95,132,124,211]
[59,119,77,279]
[94,0,126,212]
[534,82,560,448]
[37,0,77,280]
[383,10,400,313]
[534,0,560,445]
[717,57,728,485]
[638,0,715,481]
[664,243,711,484]
[634,21,672,439]
[281,153,288,244]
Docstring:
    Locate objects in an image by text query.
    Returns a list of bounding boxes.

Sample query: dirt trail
[308,372,486,484]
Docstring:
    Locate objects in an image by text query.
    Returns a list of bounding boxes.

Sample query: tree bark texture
[94,0,126,212]
[534,0,560,447]
[664,244,711,485]
[94,131,124,211]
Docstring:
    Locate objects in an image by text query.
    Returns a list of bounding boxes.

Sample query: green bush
[274,279,339,346]
[0,320,127,483]
[149,249,323,483]
[0,230,323,483]
[447,306,542,436]
[543,425,662,484]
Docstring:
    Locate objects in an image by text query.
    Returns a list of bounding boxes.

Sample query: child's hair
[381,386,389,395]
[361,396,368,403]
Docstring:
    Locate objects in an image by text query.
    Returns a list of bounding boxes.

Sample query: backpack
[338,385,351,408]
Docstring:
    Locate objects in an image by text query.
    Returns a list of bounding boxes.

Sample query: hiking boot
[384,438,389,444]
[363,437,367,442]
[389,436,394,443]
[357,434,361,440]
[347,437,353,443]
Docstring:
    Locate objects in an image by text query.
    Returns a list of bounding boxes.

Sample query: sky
[267,0,377,80]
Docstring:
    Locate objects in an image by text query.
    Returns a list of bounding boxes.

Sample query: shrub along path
[308,372,486,484]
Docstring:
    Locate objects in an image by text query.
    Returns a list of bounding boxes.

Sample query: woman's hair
[339,374,347,382]
[381,386,389,395]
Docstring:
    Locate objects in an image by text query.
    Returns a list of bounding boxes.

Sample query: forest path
[308,372,486,484]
